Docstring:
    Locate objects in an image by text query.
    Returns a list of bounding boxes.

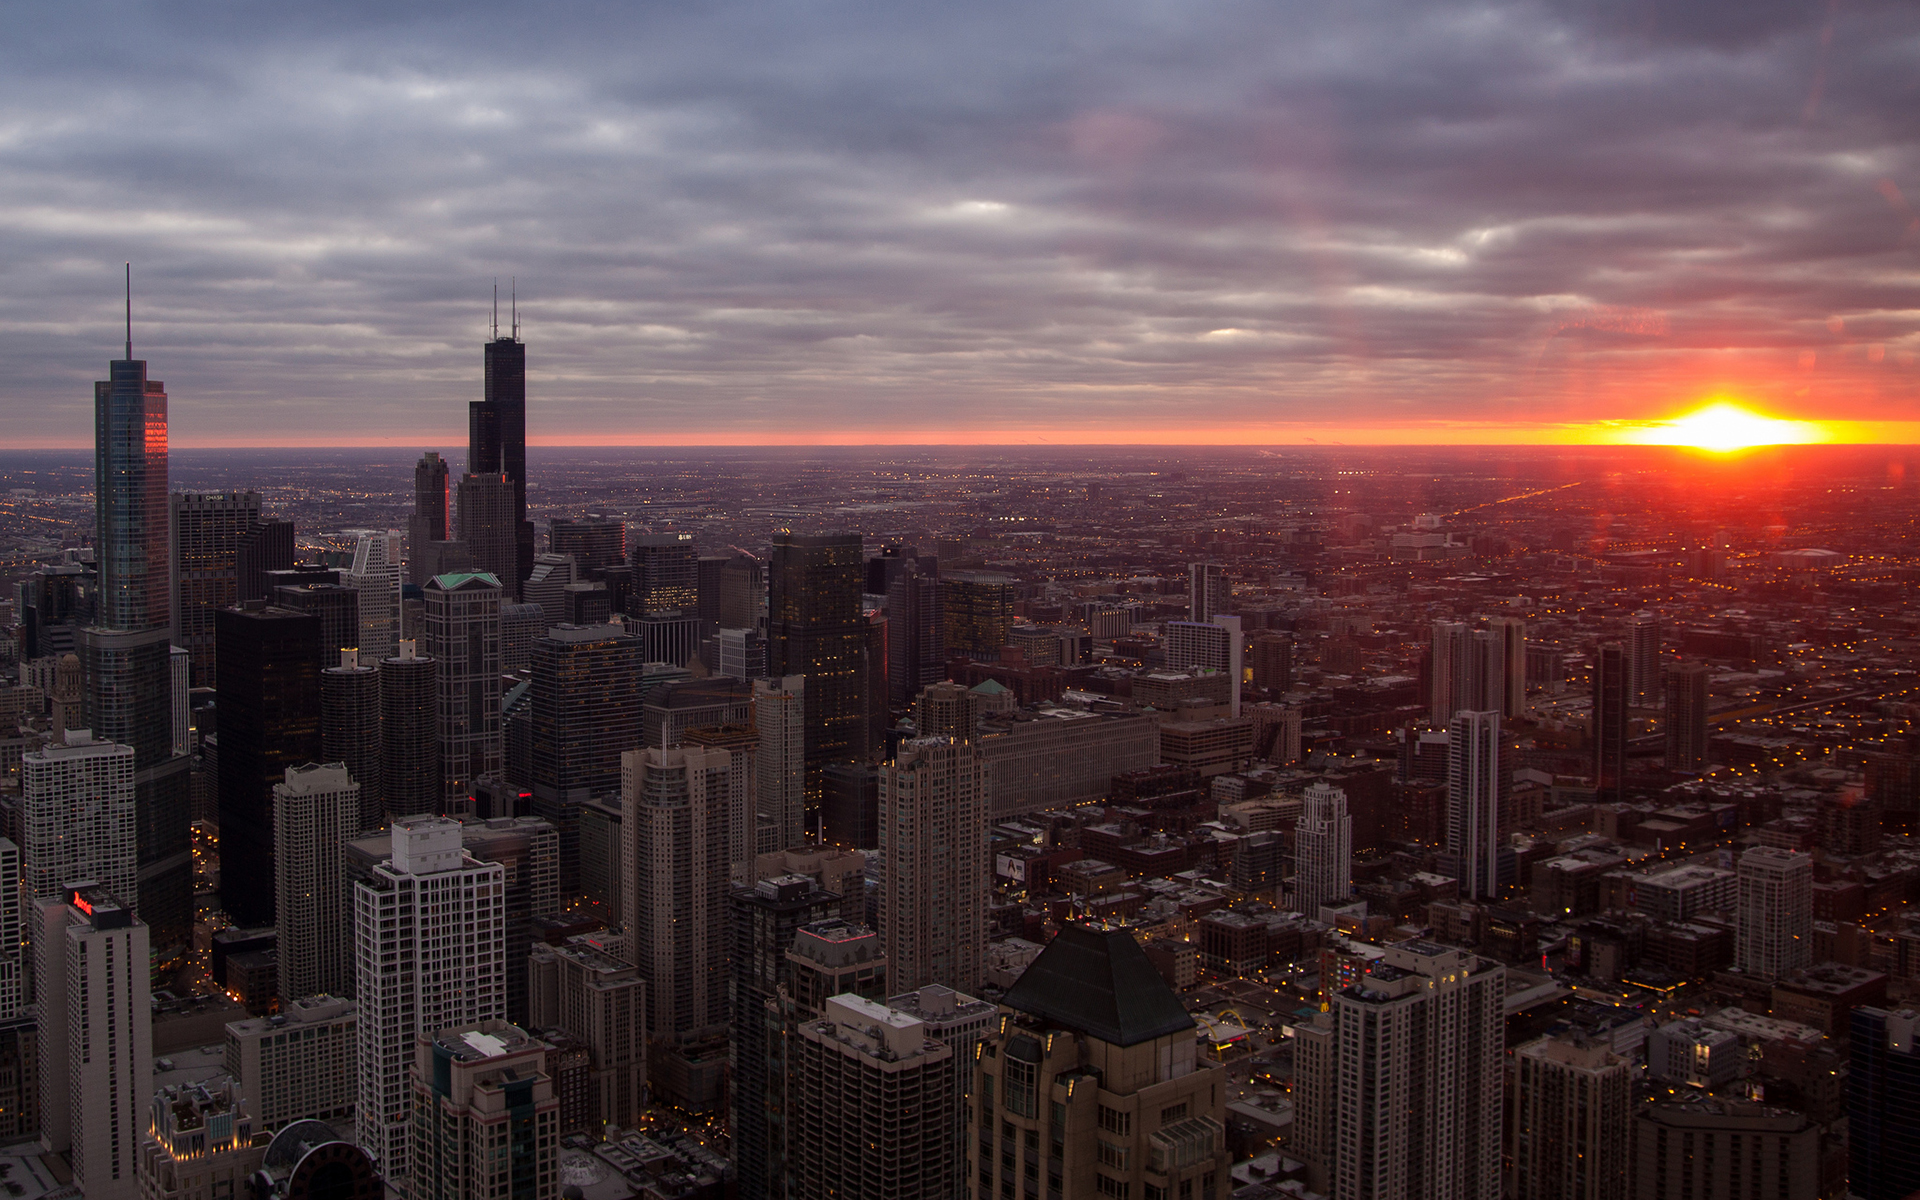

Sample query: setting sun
[1610,401,1832,452]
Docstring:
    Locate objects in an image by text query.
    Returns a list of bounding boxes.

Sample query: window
[1098,1106,1131,1136]
[1095,1176,1131,1200]
[1006,1057,1038,1118]
[1097,1141,1131,1171]
[1160,1103,1188,1125]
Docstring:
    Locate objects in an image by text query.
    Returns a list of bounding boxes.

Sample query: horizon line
[7,440,1920,453]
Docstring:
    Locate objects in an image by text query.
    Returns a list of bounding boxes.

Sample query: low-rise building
[225,995,356,1132]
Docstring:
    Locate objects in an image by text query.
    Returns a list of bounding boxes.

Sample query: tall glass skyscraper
[768,531,870,812]
[84,309,193,956]
[470,310,532,591]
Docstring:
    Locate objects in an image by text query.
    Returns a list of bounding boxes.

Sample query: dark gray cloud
[1,0,1916,445]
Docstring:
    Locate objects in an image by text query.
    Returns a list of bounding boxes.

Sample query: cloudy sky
[2,0,1916,447]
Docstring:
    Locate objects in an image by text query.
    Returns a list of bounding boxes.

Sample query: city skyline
[3,0,1917,448]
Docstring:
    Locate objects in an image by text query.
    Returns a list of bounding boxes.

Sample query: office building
[788,994,957,1200]
[21,731,137,905]
[1851,1006,1920,1200]
[86,325,194,953]
[973,924,1231,1200]
[456,475,519,601]
[577,798,623,916]
[470,316,532,589]
[408,451,451,586]
[707,554,765,631]
[37,886,152,1200]
[272,582,361,672]
[236,518,296,602]
[941,571,1013,661]
[1164,615,1244,716]
[169,491,261,688]
[1592,641,1629,805]
[343,529,402,662]
[225,995,357,1132]
[1293,941,1503,1200]
[1737,846,1812,979]
[529,623,642,892]
[215,604,322,926]
[1447,709,1503,901]
[273,763,359,1003]
[622,747,732,1038]
[1629,1100,1818,1200]
[1512,1034,1630,1200]
[887,556,943,707]
[880,738,987,994]
[353,818,506,1183]
[137,1076,262,1200]
[717,626,768,679]
[1294,780,1352,918]
[822,761,879,849]
[549,517,626,579]
[1189,561,1226,622]
[643,676,754,749]
[1489,616,1527,717]
[1664,658,1711,772]
[499,601,544,671]
[458,816,559,1026]
[635,608,699,668]
[1646,1018,1743,1088]
[320,648,382,829]
[1632,864,1736,923]
[768,531,869,808]
[1431,621,1512,721]
[423,572,503,804]
[527,938,646,1133]
[977,708,1159,819]
[730,874,841,1199]
[891,984,995,1200]
[0,844,17,1021]
[1249,631,1293,693]
[630,532,699,615]
[523,554,578,630]
[681,724,758,879]
[379,640,440,819]
[755,674,807,855]
[411,1021,556,1200]
[1630,611,1661,705]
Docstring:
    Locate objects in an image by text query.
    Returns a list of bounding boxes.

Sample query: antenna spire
[492,279,499,341]
[124,262,132,360]
[511,277,518,341]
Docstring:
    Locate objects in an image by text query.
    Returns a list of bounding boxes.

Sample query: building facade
[881,738,988,995]
[273,762,359,1003]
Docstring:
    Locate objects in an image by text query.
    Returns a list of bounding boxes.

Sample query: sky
[2,0,1917,448]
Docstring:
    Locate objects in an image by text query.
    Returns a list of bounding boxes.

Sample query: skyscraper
[1489,615,1527,717]
[1294,941,1504,1200]
[768,531,869,809]
[1294,780,1352,918]
[754,675,806,856]
[344,529,402,662]
[1447,709,1503,900]
[85,305,193,951]
[1189,560,1226,622]
[273,581,361,665]
[529,623,642,892]
[21,731,137,905]
[622,747,732,1039]
[273,762,359,1003]
[0,841,19,1021]
[886,555,943,707]
[235,517,295,602]
[169,491,261,687]
[940,571,1013,661]
[320,648,383,829]
[353,818,506,1184]
[408,451,450,586]
[1664,658,1711,773]
[681,724,759,880]
[1512,1034,1631,1200]
[1592,641,1629,804]
[1736,846,1812,979]
[423,572,503,804]
[1249,631,1293,693]
[470,310,532,590]
[1850,1006,1920,1200]
[880,737,986,994]
[379,639,440,819]
[1429,619,1468,719]
[1629,611,1661,705]
[549,517,626,579]
[37,886,152,1200]
[411,1022,557,1200]
[1164,614,1244,716]
[456,475,519,602]
[629,532,699,615]
[526,938,646,1132]
[215,604,322,926]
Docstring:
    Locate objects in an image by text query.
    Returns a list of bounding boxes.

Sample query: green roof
[970,679,1010,695]
[1001,924,1195,1047]
[430,571,503,591]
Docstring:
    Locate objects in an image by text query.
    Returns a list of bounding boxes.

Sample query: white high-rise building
[0,840,20,1020]
[422,571,503,803]
[344,528,403,660]
[273,762,360,1003]
[1294,941,1504,1200]
[353,817,505,1184]
[623,747,732,1038]
[1294,781,1352,919]
[1736,846,1812,979]
[1164,614,1245,716]
[1189,561,1226,623]
[1629,611,1661,706]
[753,675,805,855]
[1447,710,1503,900]
[880,737,987,995]
[37,886,152,1200]
[21,730,136,905]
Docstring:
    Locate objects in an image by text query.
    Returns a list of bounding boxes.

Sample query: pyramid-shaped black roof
[1001,924,1195,1048]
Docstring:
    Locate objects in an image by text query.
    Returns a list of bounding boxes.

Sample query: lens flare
[1614,401,1830,452]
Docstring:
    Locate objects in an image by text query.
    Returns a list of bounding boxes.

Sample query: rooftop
[1001,923,1195,1047]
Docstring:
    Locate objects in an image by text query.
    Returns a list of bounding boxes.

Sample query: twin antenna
[491,278,519,342]
[124,262,133,361]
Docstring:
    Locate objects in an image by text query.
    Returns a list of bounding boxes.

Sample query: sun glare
[1617,401,1830,452]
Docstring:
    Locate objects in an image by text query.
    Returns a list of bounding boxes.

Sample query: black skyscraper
[470,299,532,590]
[215,604,322,926]
[768,531,870,812]
[1593,641,1629,805]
